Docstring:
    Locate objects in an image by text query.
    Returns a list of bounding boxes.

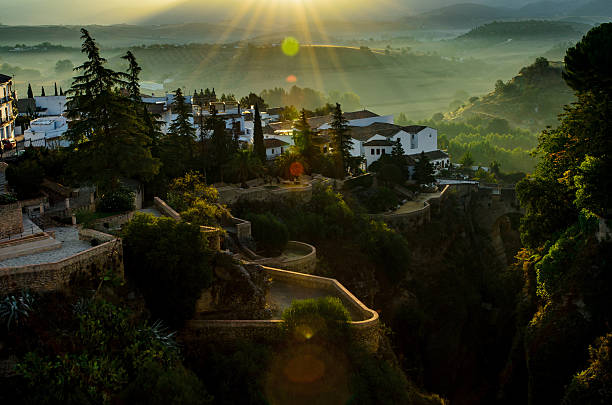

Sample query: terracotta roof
[363,139,394,147]
[0,74,12,84]
[264,138,289,148]
[402,125,428,134]
[347,122,404,142]
[307,110,380,129]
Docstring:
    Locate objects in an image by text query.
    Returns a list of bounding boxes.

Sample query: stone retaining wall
[0,230,123,294]
[0,202,23,239]
[91,211,135,233]
[153,197,181,220]
[256,241,317,274]
[182,266,380,352]
[217,183,313,205]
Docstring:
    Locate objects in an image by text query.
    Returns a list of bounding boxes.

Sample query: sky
[0,0,571,25]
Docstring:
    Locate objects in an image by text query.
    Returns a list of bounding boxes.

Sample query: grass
[75,210,121,226]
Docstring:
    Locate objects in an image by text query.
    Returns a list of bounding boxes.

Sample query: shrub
[167,172,218,213]
[0,290,36,330]
[181,199,225,227]
[360,186,399,213]
[0,193,18,205]
[5,159,44,199]
[97,187,135,213]
[281,297,351,344]
[247,212,289,256]
[122,213,213,327]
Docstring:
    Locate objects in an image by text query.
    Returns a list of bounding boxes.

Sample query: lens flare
[290,161,304,177]
[286,74,297,83]
[281,36,300,56]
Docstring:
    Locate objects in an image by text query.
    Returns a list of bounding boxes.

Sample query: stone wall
[217,183,313,205]
[0,231,123,294]
[91,211,135,233]
[256,241,317,274]
[153,197,181,220]
[182,266,380,352]
[0,202,23,239]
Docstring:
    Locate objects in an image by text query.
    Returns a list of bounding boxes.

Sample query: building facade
[0,74,15,143]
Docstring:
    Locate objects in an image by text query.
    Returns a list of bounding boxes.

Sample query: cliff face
[379,192,523,405]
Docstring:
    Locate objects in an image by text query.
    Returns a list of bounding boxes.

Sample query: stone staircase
[0,234,62,262]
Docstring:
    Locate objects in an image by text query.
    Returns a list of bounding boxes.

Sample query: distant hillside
[457,20,589,41]
[573,0,612,17]
[0,24,255,47]
[445,57,575,131]
[403,3,515,29]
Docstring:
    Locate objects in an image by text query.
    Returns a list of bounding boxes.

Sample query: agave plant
[0,290,36,329]
[140,319,178,350]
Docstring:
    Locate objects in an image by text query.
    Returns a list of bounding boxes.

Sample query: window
[371,149,375,155]
[281,147,284,153]
[376,148,380,155]
[381,149,386,155]
[271,149,275,154]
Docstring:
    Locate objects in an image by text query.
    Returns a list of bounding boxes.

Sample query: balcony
[0,115,14,125]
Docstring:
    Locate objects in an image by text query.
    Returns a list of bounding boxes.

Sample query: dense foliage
[96,187,135,213]
[122,213,213,327]
[246,212,289,256]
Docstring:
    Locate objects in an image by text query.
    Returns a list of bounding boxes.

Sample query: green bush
[281,297,351,344]
[5,159,44,199]
[360,186,399,213]
[97,187,135,213]
[246,212,289,256]
[122,213,213,327]
[0,193,18,205]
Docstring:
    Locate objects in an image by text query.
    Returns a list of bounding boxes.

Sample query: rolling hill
[445,57,575,130]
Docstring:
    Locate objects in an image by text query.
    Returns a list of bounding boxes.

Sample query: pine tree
[27,83,33,99]
[414,151,435,184]
[64,28,159,191]
[253,103,266,163]
[168,88,196,139]
[41,86,45,97]
[293,109,317,161]
[330,103,352,177]
[54,82,58,96]
[392,138,405,161]
[207,107,234,182]
[121,51,142,102]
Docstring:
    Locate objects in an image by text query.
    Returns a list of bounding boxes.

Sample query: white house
[346,122,444,170]
[363,139,394,168]
[264,138,289,160]
[0,74,15,142]
[23,116,69,148]
[34,95,67,116]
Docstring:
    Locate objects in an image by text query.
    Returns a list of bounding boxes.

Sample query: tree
[391,138,405,162]
[293,109,318,162]
[121,50,142,102]
[59,87,63,96]
[206,107,235,182]
[27,83,33,99]
[253,103,266,163]
[239,92,267,110]
[168,88,195,139]
[229,150,263,188]
[5,159,44,199]
[64,28,159,191]
[459,151,474,168]
[414,151,435,184]
[395,112,409,126]
[122,213,213,327]
[563,23,612,96]
[40,86,45,97]
[330,103,352,178]
[246,212,289,256]
[54,82,58,96]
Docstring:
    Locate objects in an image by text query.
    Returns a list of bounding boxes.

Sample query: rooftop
[346,122,404,141]
[402,125,428,134]
[407,149,449,161]
[264,138,289,148]
[0,74,12,84]
[307,109,380,129]
[363,139,395,147]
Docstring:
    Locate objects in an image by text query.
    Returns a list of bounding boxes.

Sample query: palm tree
[229,150,263,188]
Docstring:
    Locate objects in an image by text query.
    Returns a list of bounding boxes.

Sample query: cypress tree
[59,87,63,96]
[168,88,195,139]
[54,82,58,96]
[41,86,46,97]
[330,103,352,177]
[253,103,266,163]
[121,50,142,102]
[27,83,33,99]
[414,151,435,184]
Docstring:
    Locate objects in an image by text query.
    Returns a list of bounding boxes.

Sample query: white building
[23,116,69,148]
[34,95,67,116]
[264,138,289,160]
[0,74,15,143]
[347,122,446,170]
[310,110,393,130]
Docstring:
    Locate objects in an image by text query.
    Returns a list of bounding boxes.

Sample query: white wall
[35,95,67,116]
[24,116,68,145]
[399,127,437,154]
[266,145,287,160]
[364,145,393,168]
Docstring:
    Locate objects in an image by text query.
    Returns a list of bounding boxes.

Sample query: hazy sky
[1,0,568,25]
